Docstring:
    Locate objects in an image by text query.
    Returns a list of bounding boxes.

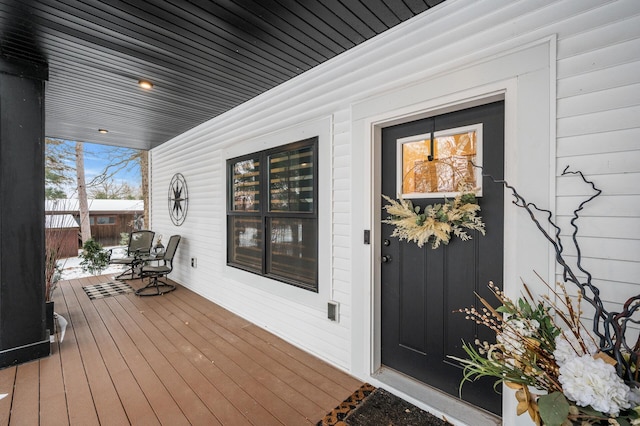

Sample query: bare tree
[84,147,148,224]
[75,142,91,243]
[46,138,147,242]
[86,147,143,188]
[139,150,149,228]
[89,180,140,199]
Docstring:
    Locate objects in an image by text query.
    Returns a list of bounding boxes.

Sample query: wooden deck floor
[0,275,362,425]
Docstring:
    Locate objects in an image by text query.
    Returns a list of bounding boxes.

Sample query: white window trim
[222,116,332,310]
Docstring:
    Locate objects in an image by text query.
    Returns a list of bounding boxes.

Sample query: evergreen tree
[45,138,74,199]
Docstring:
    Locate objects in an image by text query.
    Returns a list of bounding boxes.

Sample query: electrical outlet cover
[327,301,339,321]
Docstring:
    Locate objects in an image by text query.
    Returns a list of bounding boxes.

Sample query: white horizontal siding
[557,105,640,137]
[560,256,640,285]
[557,172,640,196]
[557,83,640,118]
[557,37,640,78]
[557,60,640,98]
[553,4,640,375]
[150,0,640,421]
[557,216,640,240]
[557,195,639,217]
[558,11,640,57]
[559,237,640,263]
[557,128,640,157]
[326,107,353,347]
[558,151,640,180]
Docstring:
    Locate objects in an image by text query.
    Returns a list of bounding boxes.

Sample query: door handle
[381,255,392,263]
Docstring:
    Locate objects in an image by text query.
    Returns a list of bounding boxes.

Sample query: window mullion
[261,151,268,276]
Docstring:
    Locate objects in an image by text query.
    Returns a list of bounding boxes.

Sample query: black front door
[380,101,504,414]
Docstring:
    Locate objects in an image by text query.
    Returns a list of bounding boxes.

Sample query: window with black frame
[227,137,318,291]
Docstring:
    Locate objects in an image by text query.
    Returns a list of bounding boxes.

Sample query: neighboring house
[149,1,640,425]
[45,199,144,247]
[44,214,79,258]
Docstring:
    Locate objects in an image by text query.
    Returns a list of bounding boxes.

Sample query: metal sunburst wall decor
[168,173,188,226]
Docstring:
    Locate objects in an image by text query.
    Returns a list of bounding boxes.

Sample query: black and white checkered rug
[82,281,134,300]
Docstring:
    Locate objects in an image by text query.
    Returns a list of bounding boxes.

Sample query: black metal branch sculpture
[483,166,640,386]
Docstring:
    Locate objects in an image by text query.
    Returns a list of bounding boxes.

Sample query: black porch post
[0,56,49,367]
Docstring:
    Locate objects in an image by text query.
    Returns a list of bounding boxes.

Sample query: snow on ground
[59,246,128,280]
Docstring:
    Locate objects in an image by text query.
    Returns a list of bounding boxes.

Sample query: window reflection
[267,218,316,286]
[232,158,260,211]
[230,217,262,270]
[269,147,314,212]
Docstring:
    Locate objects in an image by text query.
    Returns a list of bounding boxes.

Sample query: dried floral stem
[45,200,74,301]
[453,165,640,424]
[478,165,638,384]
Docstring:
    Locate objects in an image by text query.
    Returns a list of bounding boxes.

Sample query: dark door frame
[370,93,509,375]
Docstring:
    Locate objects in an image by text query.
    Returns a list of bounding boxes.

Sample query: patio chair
[135,235,181,297]
[109,230,155,280]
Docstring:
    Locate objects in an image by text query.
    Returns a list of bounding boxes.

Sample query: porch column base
[0,339,50,369]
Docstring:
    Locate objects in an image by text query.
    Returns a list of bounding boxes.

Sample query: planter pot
[46,301,54,335]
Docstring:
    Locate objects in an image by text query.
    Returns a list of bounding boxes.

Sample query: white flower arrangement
[553,331,598,366]
[451,280,640,425]
[558,355,631,417]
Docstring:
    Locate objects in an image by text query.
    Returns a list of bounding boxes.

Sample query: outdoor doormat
[317,383,452,426]
[82,281,134,300]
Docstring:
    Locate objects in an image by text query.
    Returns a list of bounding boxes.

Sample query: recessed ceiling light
[98,129,108,134]
[138,79,154,89]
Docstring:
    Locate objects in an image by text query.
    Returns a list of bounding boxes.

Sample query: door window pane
[229,216,262,270]
[269,147,314,212]
[232,158,260,211]
[397,124,483,198]
[267,218,317,288]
